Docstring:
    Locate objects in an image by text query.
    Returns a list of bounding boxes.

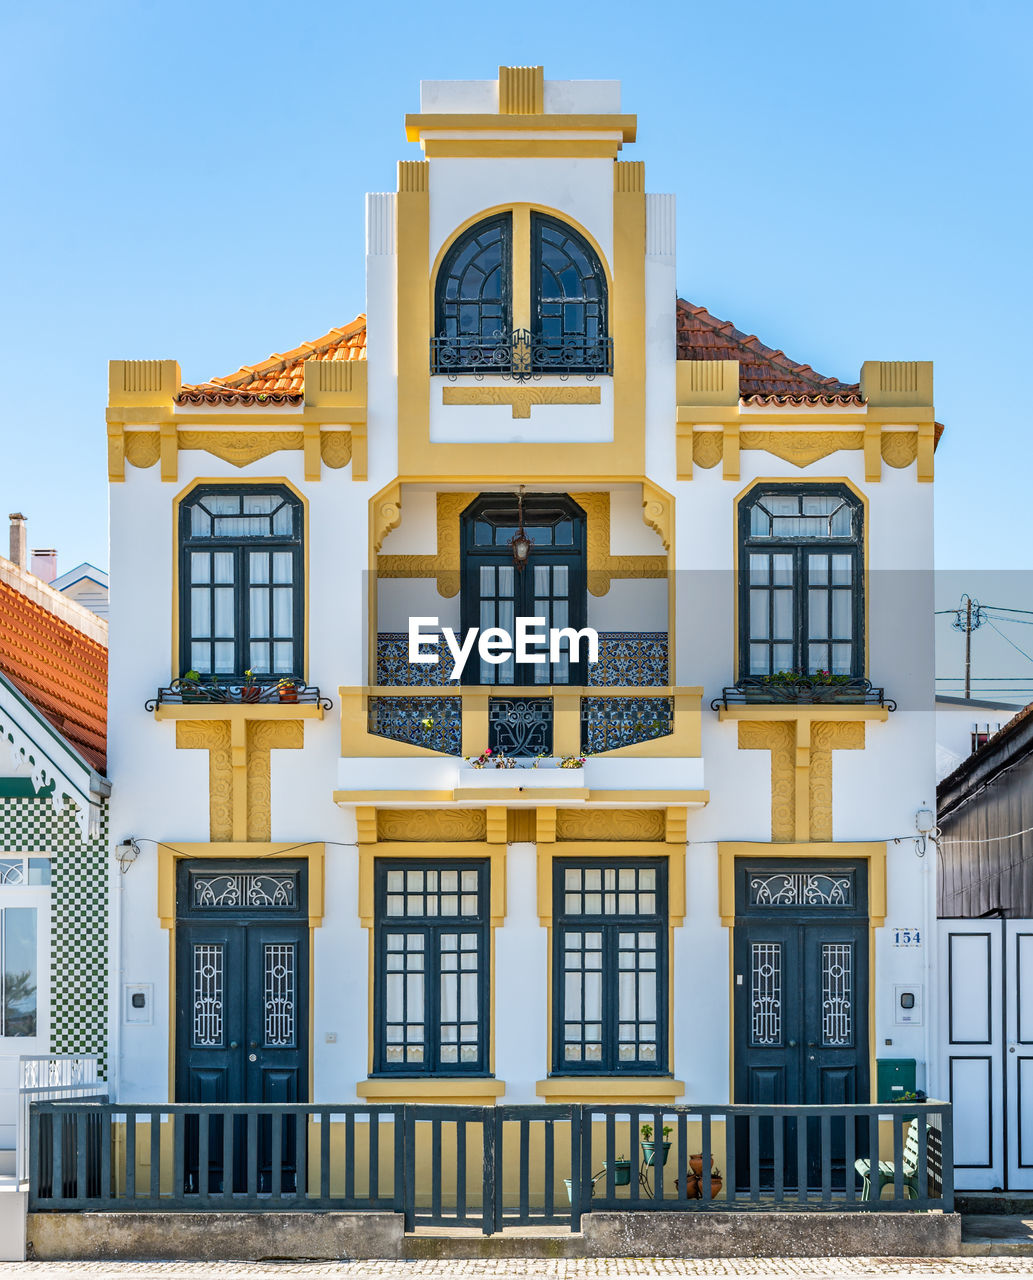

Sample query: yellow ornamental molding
[498,65,544,114]
[641,481,673,552]
[880,431,919,468]
[739,720,796,842]
[377,492,476,598]
[665,806,688,845]
[124,431,161,469]
[246,721,305,842]
[808,720,866,841]
[371,483,403,555]
[441,385,601,420]
[740,431,865,468]
[692,431,724,470]
[555,808,665,841]
[320,431,353,469]
[398,160,429,193]
[175,720,233,841]
[178,431,305,468]
[375,808,488,841]
[571,492,667,597]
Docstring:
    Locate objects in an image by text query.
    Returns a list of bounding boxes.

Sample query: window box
[711,678,895,711]
[457,765,585,789]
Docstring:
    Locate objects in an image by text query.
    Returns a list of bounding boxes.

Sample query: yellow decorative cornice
[117,427,355,478]
[371,482,403,555]
[683,427,923,479]
[498,65,544,115]
[179,430,305,467]
[441,385,601,419]
[641,480,673,551]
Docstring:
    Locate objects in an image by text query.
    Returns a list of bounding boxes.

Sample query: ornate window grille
[488,698,553,756]
[190,872,298,911]
[821,942,853,1046]
[367,696,462,756]
[580,696,672,754]
[192,943,224,1047]
[264,943,296,1048]
[750,942,782,1046]
[748,872,854,909]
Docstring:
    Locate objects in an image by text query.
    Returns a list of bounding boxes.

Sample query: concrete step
[960,1214,1033,1256]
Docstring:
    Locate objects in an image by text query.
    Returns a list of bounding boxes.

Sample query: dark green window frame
[552,858,668,1076]
[738,483,864,679]
[178,484,304,682]
[373,858,491,1077]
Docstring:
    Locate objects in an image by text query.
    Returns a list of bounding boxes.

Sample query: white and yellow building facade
[105,67,939,1114]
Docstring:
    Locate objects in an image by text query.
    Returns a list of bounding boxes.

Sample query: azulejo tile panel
[377,631,668,688]
[581,696,674,754]
[0,797,109,1076]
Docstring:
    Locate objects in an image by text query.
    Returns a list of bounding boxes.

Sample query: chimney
[8,513,27,570]
[31,549,57,583]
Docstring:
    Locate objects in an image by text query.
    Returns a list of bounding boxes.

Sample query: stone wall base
[582,1210,962,1258]
[25,1211,404,1261]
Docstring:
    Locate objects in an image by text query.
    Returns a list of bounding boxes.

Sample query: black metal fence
[30,1100,953,1231]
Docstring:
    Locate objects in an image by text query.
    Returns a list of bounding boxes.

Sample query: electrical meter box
[877,1057,916,1103]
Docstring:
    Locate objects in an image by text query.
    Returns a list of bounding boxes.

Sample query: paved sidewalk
[1,1261,1033,1277]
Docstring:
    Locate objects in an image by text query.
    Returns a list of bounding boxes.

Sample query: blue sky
[1,0,1030,594]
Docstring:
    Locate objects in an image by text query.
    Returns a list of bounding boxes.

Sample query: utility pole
[952,594,987,698]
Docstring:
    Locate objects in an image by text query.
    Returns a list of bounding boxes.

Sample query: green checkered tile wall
[0,797,108,1077]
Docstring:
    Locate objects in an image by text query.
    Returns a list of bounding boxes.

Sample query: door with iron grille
[733,860,869,1188]
[175,861,308,1105]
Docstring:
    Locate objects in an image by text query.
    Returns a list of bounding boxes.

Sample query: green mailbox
[877,1057,917,1103]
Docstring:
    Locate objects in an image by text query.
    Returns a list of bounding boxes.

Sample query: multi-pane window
[179,486,303,680]
[434,214,512,369]
[740,486,863,678]
[432,212,609,375]
[461,494,587,686]
[374,861,490,1075]
[532,213,608,368]
[554,861,667,1074]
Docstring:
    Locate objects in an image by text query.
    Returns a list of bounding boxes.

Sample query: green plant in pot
[240,669,261,703]
[640,1122,672,1167]
[180,670,204,703]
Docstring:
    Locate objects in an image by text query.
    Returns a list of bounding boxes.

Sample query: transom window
[374,861,490,1075]
[433,212,610,376]
[179,486,303,681]
[739,485,864,678]
[554,861,667,1075]
[461,494,587,686]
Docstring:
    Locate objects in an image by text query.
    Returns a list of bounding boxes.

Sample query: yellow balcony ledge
[357,1078,507,1105]
[536,1077,685,1105]
[155,702,324,722]
[716,704,889,724]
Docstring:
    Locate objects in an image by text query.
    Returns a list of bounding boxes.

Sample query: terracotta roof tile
[676,299,863,405]
[177,315,366,405]
[0,575,107,772]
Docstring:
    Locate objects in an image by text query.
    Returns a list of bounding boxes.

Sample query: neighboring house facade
[50,564,109,621]
[0,556,109,1163]
[934,694,1018,782]
[936,702,1033,1191]
[106,67,940,1121]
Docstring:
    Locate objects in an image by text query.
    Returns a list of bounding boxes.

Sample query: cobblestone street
[1,1260,1033,1278]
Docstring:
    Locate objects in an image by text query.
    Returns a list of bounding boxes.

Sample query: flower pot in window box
[179,671,205,704]
[277,678,299,704]
[240,670,261,703]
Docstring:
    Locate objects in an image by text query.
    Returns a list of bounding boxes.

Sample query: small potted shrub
[277,677,299,704]
[240,670,261,703]
[180,670,204,703]
[640,1122,672,1167]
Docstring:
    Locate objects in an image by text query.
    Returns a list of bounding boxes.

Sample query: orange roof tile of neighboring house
[676,299,864,405]
[177,315,367,405]
[0,564,108,774]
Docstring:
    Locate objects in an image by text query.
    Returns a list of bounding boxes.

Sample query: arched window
[433,215,511,374]
[739,485,864,679]
[461,493,587,686]
[532,213,608,371]
[179,485,303,681]
[432,211,610,377]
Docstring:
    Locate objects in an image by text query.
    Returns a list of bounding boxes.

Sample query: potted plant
[558,754,587,769]
[240,670,261,703]
[689,1152,714,1176]
[602,1154,631,1186]
[277,677,299,704]
[180,670,204,703]
[708,1166,723,1199]
[640,1122,672,1167]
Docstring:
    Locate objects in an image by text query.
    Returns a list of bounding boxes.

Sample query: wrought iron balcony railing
[146,678,333,711]
[431,329,613,382]
[711,677,896,712]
